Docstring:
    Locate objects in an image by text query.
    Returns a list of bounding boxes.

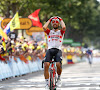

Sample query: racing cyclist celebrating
[43,16,66,89]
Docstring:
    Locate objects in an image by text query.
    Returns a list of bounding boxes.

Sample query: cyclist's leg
[44,49,52,86]
[44,62,50,79]
[88,55,92,64]
[55,50,62,87]
[56,62,62,76]
[55,50,62,79]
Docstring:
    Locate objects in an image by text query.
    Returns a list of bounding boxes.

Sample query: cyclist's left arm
[57,17,66,31]
[60,20,66,31]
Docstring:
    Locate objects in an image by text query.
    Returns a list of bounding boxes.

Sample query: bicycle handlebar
[42,60,45,68]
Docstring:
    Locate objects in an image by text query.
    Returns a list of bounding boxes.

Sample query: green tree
[0,0,100,47]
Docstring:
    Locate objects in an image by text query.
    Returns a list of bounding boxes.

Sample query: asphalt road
[0,57,100,90]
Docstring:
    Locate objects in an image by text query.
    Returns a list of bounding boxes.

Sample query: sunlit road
[0,57,100,90]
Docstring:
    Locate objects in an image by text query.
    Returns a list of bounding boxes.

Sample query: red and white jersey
[44,29,65,50]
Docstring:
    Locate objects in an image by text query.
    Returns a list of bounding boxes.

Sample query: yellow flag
[2,41,6,51]
[0,28,8,40]
[10,12,20,31]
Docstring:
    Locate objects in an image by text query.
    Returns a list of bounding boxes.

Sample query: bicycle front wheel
[50,70,53,90]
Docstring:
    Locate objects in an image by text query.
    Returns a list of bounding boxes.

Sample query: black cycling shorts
[45,48,62,62]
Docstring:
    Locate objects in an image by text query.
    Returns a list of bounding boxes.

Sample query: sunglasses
[52,19,59,23]
[52,20,59,23]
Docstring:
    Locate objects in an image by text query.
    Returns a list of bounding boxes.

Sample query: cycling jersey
[44,29,65,50]
[86,50,92,55]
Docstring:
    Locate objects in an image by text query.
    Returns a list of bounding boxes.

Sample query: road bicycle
[42,57,59,90]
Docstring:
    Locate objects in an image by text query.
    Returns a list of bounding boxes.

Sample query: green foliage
[0,0,100,47]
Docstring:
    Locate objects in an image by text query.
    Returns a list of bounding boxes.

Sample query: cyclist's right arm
[43,20,50,31]
[43,17,54,31]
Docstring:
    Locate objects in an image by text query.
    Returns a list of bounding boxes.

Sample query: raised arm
[57,17,66,31]
[43,20,50,31]
[43,17,54,31]
[60,20,66,31]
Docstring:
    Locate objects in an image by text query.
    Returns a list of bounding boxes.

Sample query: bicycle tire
[54,71,56,90]
[55,73,57,86]
[50,70,53,90]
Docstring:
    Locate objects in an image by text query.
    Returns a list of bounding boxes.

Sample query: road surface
[0,57,100,90]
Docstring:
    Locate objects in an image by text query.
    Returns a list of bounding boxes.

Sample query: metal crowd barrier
[0,56,43,81]
[0,56,82,81]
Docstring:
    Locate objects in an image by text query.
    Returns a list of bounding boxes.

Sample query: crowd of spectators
[0,32,83,64]
[62,45,83,63]
[0,34,47,64]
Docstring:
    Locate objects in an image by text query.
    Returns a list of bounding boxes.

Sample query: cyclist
[43,16,66,89]
[86,49,93,65]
